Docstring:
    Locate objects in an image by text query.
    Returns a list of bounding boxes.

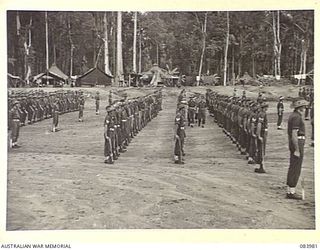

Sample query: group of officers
[8,89,85,148]
[103,89,162,164]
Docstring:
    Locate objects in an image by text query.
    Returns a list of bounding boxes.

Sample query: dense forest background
[7,10,314,84]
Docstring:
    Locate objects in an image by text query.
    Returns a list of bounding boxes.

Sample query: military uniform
[187,97,196,127]
[174,104,187,164]
[286,99,308,199]
[9,100,21,148]
[254,102,268,173]
[277,96,284,129]
[95,92,100,115]
[197,97,206,127]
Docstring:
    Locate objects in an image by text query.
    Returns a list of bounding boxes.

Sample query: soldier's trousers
[286,139,305,187]
[104,135,113,158]
[96,102,99,113]
[188,108,195,125]
[27,107,34,123]
[20,111,27,124]
[53,112,59,128]
[79,105,84,119]
[249,136,257,160]
[198,110,206,126]
[174,131,185,162]
[11,119,20,143]
[305,107,309,119]
[277,114,283,126]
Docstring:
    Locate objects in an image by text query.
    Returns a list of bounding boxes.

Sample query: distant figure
[9,100,21,148]
[286,98,308,200]
[78,92,85,122]
[197,96,207,128]
[277,96,284,130]
[52,97,60,132]
[109,90,113,106]
[95,91,100,115]
[187,96,196,127]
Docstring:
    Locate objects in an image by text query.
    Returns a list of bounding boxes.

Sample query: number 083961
[300,244,318,248]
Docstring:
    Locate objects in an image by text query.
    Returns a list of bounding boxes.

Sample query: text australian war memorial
[6,11,315,230]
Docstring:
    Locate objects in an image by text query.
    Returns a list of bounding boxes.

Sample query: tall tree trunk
[223,11,229,86]
[272,11,281,80]
[197,12,208,86]
[133,12,137,73]
[139,28,142,73]
[103,12,111,75]
[116,11,123,84]
[232,46,235,85]
[298,39,308,85]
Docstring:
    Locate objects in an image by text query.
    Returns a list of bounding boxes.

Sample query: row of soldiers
[103,89,163,164]
[206,89,269,173]
[298,86,314,121]
[8,89,85,148]
[8,90,85,127]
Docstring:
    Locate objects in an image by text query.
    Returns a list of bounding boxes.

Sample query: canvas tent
[33,64,68,87]
[76,67,113,87]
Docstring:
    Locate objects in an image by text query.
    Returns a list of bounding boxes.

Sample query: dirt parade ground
[6,86,315,230]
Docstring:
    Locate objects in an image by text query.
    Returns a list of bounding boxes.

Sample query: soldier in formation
[277,96,284,130]
[174,89,187,164]
[206,89,269,174]
[8,89,84,145]
[103,89,162,164]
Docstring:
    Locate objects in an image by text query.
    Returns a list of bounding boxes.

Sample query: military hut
[76,67,113,87]
[33,64,68,87]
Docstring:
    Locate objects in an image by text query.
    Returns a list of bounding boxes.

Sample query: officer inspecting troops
[174,94,187,164]
[286,98,309,200]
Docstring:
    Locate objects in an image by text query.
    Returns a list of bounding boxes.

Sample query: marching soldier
[277,96,284,130]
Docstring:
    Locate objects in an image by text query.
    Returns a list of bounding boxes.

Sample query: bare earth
[6,86,315,230]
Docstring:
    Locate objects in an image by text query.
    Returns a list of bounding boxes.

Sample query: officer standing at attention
[197,95,207,128]
[104,106,114,164]
[187,95,196,127]
[95,91,100,115]
[9,100,21,148]
[286,98,309,199]
[174,101,187,164]
[277,96,284,130]
[254,102,268,173]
